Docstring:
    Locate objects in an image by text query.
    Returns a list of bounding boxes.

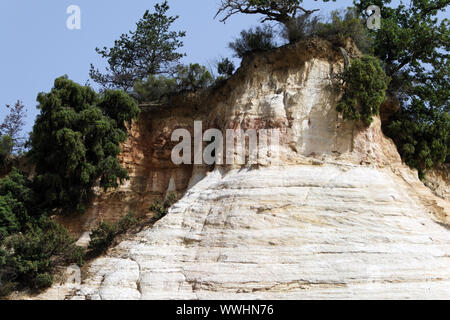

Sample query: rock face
[423,165,450,201]
[37,38,449,300]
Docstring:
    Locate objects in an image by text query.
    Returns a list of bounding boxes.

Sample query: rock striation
[34,38,449,300]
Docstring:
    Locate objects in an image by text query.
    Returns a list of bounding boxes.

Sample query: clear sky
[0,0,360,134]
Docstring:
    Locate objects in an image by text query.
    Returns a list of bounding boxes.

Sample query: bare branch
[215,0,320,25]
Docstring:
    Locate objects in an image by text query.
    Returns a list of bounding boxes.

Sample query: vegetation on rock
[1,100,27,154]
[354,0,449,173]
[229,25,277,58]
[0,169,84,296]
[149,193,178,220]
[337,55,390,126]
[88,213,137,255]
[90,1,186,92]
[29,76,139,213]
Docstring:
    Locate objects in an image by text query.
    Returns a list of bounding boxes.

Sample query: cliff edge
[33,38,449,300]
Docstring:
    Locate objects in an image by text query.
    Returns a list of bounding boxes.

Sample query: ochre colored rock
[32,38,449,300]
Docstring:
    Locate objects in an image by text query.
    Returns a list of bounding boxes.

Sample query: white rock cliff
[35,39,449,300]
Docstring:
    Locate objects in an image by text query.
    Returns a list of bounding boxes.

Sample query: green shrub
[337,55,390,126]
[229,25,277,59]
[217,58,235,78]
[0,195,20,240]
[34,273,53,289]
[88,212,137,255]
[149,192,178,220]
[88,222,117,255]
[116,212,138,232]
[0,169,86,296]
[281,14,321,44]
[134,64,213,102]
[0,279,16,297]
[385,106,449,175]
[279,9,372,52]
[316,9,373,53]
[0,168,35,241]
[0,217,83,293]
[176,63,214,92]
[134,75,178,102]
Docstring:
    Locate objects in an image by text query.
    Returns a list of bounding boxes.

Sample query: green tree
[0,195,20,240]
[175,63,214,91]
[217,58,236,78]
[315,8,373,53]
[0,170,84,295]
[29,76,139,213]
[133,75,178,102]
[354,0,449,173]
[337,55,390,125]
[1,217,82,292]
[0,101,27,154]
[280,13,321,43]
[90,1,186,91]
[0,168,35,231]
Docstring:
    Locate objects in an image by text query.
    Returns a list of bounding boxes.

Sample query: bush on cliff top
[337,55,390,126]
[229,25,277,59]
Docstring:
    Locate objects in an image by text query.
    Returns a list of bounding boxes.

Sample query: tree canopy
[229,25,277,58]
[0,101,27,154]
[337,55,390,125]
[90,1,186,92]
[353,0,449,173]
[29,76,139,213]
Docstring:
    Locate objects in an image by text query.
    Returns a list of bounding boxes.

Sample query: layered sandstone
[34,38,449,299]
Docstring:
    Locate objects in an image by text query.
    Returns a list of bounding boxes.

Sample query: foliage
[87,222,117,255]
[354,0,449,171]
[0,100,27,154]
[337,55,390,125]
[279,8,372,52]
[315,8,373,53]
[29,76,139,213]
[0,170,85,296]
[280,13,321,43]
[134,75,178,102]
[216,0,336,26]
[386,101,449,174]
[133,63,214,101]
[149,192,178,220]
[0,169,35,240]
[217,58,236,78]
[0,195,20,240]
[229,25,277,58]
[90,1,186,91]
[0,217,83,295]
[175,63,214,91]
[88,213,137,255]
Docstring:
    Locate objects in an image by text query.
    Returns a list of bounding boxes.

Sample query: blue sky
[0,0,364,133]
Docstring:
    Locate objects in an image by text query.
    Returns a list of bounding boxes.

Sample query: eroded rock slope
[39,38,449,299]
